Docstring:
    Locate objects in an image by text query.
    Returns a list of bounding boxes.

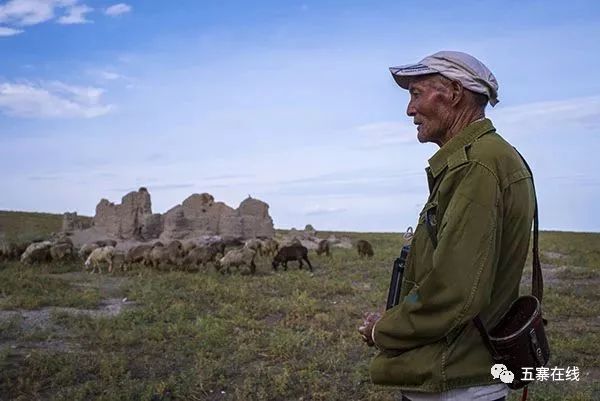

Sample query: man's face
[406,75,454,146]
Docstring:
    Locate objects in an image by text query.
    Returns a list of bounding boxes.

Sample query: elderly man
[358,51,536,401]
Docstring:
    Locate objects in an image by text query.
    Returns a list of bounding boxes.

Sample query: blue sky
[1,1,599,232]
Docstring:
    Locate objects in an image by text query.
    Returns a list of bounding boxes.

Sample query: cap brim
[389,63,438,89]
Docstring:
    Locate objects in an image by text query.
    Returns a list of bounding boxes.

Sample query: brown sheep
[148,240,184,269]
[182,245,220,270]
[316,239,330,257]
[112,250,126,272]
[50,242,74,261]
[125,244,154,268]
[356,239,374,258]
[272,245,313,272]
[221,237,244,251]
[209,241,227,257]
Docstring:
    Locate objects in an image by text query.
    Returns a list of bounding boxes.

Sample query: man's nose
[406,101,416,117]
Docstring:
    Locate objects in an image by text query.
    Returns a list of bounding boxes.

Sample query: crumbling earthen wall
[79,189,274,241]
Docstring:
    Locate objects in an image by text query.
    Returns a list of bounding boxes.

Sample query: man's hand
[358,311,382,347]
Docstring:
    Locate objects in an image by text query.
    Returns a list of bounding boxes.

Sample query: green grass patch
[0,263,101,310]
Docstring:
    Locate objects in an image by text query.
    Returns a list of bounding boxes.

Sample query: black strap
[514,149,543,303]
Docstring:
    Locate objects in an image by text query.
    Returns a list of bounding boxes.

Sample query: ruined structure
[69,188,275,242]
[93,187,152,239]
[62,212,92,232]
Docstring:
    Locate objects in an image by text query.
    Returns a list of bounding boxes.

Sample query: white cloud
[104,3,131,16]
[0,26,23,36]
[491,95,600,134]
[0,0,62,26]
[0,80,113,118]
[57,4,92,24]
[0,0,91,32]
[98,70,121,80]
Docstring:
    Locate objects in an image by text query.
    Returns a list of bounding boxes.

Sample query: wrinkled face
[406,75,454,146]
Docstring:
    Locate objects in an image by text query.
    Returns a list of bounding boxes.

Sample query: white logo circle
[490,363,507,379]
[500,370,515,384]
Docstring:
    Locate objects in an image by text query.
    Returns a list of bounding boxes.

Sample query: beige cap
[389,51,499,106]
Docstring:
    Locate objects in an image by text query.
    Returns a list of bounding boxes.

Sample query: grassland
[0,211,64,242]
[0,214,599,401]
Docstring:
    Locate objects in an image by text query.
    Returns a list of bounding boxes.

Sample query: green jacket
[370,119,535,392]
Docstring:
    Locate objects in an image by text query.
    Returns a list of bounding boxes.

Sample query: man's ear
[450,80,464,107]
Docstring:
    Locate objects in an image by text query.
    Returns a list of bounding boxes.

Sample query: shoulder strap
[513,148,543,303]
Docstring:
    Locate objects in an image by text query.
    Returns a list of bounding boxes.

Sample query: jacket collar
[427,118,496,178]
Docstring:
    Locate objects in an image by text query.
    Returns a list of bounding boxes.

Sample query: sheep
[112,250,126,272]
[125,244,154,268]
[182,244,220,270]
[356,239,374,258]
[289,238,302,247]
[216,248,257,274]
[50,242,74,261]
[208,240,227,257]
[147,242,166,269]
[244,238,263,255]
[84,246,115,273]
[146,240,184,270]
[78,243,99,260]
[182,239,197,254]
[316,239,331,257]
[221,237,245,250]
[20,241,53,264]
[272,245,313,272]
[261,238,279,257]
[52,234,74,246]
[165,240,184,266]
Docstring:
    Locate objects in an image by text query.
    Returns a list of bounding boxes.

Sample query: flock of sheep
[0,234,376,275]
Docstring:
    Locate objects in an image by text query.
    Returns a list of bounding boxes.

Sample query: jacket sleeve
[373,162,500,351]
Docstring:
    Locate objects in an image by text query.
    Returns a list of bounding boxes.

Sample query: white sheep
[84,246,115,273]
[20,241,52,264]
